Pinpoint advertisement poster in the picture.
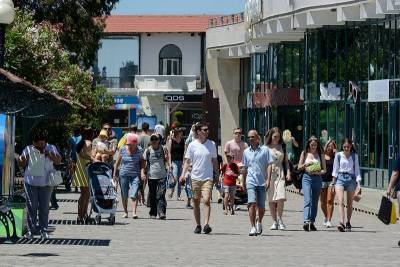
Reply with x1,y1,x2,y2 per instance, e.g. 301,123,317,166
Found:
0,114,5,194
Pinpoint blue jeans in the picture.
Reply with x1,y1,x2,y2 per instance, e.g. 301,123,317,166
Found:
24,184,53,233
335,173,357,192
185,174,193,199
302,174,322,223
170,161,182,197
119,175,140,200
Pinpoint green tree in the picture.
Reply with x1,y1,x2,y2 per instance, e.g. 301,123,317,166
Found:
5,10,113,129
14,0,119,67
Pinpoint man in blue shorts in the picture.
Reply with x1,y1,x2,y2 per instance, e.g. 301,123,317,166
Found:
242,130,272,236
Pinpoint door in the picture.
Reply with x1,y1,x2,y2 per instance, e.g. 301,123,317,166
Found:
162,59,180,75
389,101,400,174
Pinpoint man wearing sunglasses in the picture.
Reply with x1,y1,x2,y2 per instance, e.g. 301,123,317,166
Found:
242,130,273,236
180,122,219,234
224,128,248,164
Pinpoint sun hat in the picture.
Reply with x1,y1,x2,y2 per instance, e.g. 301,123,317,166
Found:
126,133,138,145
99,129,108,138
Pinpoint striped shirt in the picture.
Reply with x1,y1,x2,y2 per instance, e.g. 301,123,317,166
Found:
119,146,142,177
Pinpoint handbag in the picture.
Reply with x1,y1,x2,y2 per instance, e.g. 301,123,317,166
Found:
353,187,362,202
378,196,393,225
391,201,397,224
48,169,63,186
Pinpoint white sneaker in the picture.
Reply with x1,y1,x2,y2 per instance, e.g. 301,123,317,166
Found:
249,227,257,236
278,219,286,230
322,217,328,226
326,221,333,228
270,221,278,230
256,222,263,235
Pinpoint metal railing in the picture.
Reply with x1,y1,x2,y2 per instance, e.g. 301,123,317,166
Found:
98,76,135,89
208,12,245,28
135,75,202,92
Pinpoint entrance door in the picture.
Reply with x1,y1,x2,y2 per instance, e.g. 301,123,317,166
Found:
389,101,400,174
162,59,180,75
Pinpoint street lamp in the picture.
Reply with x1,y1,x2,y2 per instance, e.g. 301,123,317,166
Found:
0,0,15,66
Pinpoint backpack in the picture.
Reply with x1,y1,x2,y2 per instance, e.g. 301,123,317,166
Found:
282,143,295,187
145,145,167,172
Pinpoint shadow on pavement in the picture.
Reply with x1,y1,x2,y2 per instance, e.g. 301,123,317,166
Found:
20,253,59,257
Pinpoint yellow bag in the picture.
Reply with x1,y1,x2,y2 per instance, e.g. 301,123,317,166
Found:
117,133,127,149
390,202,397,224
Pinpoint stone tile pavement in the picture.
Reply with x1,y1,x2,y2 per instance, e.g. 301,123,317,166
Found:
1,189,400,267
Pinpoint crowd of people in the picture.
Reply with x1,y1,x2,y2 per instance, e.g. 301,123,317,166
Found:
20,119,391,239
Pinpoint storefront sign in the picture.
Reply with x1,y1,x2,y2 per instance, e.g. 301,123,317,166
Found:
111,96,141,110
251,87,303,108
163,94,202,103
368,79,389,102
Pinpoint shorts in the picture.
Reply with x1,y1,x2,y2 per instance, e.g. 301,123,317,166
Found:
224,185,236,194
335,173,357,192
120,175,140,200
247,184,266,209
191,179,213,200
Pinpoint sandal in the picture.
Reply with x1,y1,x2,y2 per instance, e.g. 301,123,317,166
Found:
337,223,345,232
122,213,128,218
132,214,138,219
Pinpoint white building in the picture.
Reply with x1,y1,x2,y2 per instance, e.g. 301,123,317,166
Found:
98,16,209,135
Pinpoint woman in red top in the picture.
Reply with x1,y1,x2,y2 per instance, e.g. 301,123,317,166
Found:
220,153,239,215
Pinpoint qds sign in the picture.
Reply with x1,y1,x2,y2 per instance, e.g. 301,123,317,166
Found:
164,95,185,102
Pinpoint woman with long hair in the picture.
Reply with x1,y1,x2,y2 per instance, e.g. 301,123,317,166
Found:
282,129,299,162
332,138,361,232
265,127,291,230
298,136,326,231
72,127,94,224
320,139,336,228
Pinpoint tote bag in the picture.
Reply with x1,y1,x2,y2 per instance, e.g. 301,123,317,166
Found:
26,146,46,177
378,196,393,225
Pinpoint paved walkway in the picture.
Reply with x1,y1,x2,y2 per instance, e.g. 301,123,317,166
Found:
1,189,399,266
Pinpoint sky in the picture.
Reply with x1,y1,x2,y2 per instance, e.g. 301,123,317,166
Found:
112,0,246,15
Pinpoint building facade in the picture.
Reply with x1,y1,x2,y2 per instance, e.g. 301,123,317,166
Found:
207,0,400,189
97,16,215,138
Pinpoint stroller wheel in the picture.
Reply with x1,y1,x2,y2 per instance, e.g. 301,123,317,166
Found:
95,215,102,225
109,215,115,225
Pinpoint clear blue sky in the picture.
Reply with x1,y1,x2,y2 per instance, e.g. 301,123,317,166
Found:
112,0,246,15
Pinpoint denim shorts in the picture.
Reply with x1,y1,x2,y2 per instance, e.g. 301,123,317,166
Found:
247,184,266,209
224,185,236,194
119,175,140,200
335,173,357,192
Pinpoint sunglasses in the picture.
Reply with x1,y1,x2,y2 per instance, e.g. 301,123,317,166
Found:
247,136,256,139
234,132,242,135
103,127,111,130
201,128,209,132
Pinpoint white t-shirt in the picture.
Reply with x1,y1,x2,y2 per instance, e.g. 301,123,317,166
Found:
154,124,165,138
185,139,217,181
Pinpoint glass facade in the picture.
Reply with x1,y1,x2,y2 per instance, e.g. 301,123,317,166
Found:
239,15,400,188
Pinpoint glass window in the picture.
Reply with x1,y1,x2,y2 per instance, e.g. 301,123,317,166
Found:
159,44,182,75
97,36,139,88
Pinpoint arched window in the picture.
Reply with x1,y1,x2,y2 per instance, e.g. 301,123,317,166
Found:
159,44,182,75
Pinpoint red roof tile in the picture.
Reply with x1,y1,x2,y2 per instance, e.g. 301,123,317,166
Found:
104,15,211,33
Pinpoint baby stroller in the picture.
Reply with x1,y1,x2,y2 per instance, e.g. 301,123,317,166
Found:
87,162,118,225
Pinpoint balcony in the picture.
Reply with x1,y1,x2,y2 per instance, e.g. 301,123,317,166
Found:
98,76,137,95
135,75,204,96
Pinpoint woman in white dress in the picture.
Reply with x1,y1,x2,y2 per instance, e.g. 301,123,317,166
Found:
265,127,291,230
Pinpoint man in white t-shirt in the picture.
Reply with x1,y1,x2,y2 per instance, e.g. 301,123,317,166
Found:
180,122,219,234
154,121,165,143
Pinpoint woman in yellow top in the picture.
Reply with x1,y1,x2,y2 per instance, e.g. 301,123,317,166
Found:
72,128,94,224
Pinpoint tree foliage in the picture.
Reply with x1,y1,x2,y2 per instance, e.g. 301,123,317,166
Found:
13,0,119,67
5,10,113,129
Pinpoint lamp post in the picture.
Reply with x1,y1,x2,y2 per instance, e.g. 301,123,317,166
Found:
0,0,15,67
0,0,15,198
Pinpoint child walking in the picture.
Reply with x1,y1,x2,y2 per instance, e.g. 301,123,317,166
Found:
220,153,239,215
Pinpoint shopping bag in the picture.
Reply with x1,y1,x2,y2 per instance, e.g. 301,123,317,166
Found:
378,196,392,225
390,202,397,224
